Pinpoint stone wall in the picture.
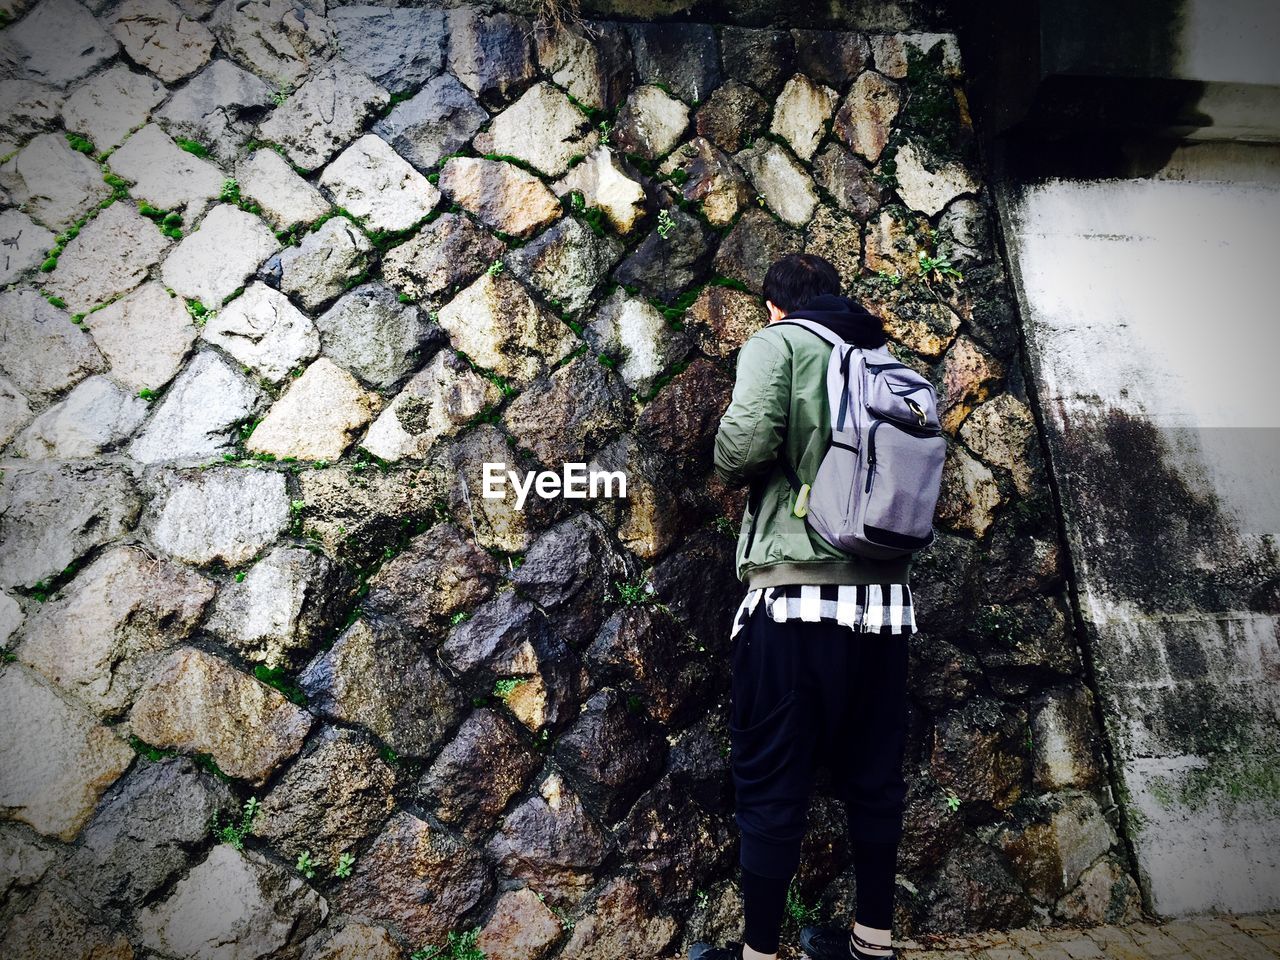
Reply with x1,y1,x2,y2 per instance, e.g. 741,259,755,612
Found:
0,1,1140,957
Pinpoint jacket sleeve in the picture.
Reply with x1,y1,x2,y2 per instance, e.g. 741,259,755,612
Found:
712,333,791,487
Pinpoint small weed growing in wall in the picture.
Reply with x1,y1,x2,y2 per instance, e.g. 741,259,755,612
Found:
611,579,655,606
975,603,1019,647
411,926,485,960
212,797,261,850
492,677,526,700
449,611,471,626
334,852,356,878
944,788,962,813
918,250,963,283
295,850,317,879
534,890,576,932
656,208,676,239
784,882,821,931
288,498,307,536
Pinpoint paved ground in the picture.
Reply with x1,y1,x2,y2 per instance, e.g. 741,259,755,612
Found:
889,912,1280,959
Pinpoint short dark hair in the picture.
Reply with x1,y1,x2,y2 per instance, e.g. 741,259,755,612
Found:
762,254,841,313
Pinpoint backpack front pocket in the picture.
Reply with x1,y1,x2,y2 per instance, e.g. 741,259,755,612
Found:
859,421,946,548
864,367,940,430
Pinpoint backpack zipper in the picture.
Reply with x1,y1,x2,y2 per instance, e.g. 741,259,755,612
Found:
865,421,882,492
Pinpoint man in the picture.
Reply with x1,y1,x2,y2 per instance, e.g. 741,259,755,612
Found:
691,254,917,960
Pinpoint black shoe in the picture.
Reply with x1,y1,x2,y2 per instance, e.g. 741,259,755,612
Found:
689,941,745,960
799,925,896,960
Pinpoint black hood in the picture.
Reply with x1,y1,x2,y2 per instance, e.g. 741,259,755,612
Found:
783,294,888,348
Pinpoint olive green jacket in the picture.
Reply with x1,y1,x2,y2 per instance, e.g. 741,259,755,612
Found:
712,322,913,588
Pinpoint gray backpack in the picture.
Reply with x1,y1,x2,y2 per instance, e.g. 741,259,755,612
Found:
774,319,946,560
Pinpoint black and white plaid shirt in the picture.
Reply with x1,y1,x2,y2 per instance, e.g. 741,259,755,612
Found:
730,583,918,639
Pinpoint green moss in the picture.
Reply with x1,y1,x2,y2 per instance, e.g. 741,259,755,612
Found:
580,203,608,236
65,132,95,155
253,664,307,706
341,267,373,291
649,285,700,328
563,88,608,126
129,735,179,763
378,89,415,118
102,171,129,197
454,350,517,398
131,736,231,782
365,218,427,253
900,41,966,162
174,137,212,159
138,201,184,239
479,151,543,177
19,558,85,603
622,151,657,178
635,359,690,403
873,142,900,190
709,274,751,294
241,139,290,163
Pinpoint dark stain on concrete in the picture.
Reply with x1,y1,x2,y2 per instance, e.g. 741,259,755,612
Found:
1055,404,1279,615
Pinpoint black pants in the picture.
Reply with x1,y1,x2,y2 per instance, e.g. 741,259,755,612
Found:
729,601,910,881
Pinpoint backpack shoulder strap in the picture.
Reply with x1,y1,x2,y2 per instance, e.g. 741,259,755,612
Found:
770,317,846,348
764,319,845,504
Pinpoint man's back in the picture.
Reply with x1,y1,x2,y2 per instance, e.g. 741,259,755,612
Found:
712,294,913,589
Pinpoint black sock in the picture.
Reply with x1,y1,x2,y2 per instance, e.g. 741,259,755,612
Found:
740,864,790,954
852,838,899,930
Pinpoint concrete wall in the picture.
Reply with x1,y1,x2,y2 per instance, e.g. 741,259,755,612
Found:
996,150,1280,916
